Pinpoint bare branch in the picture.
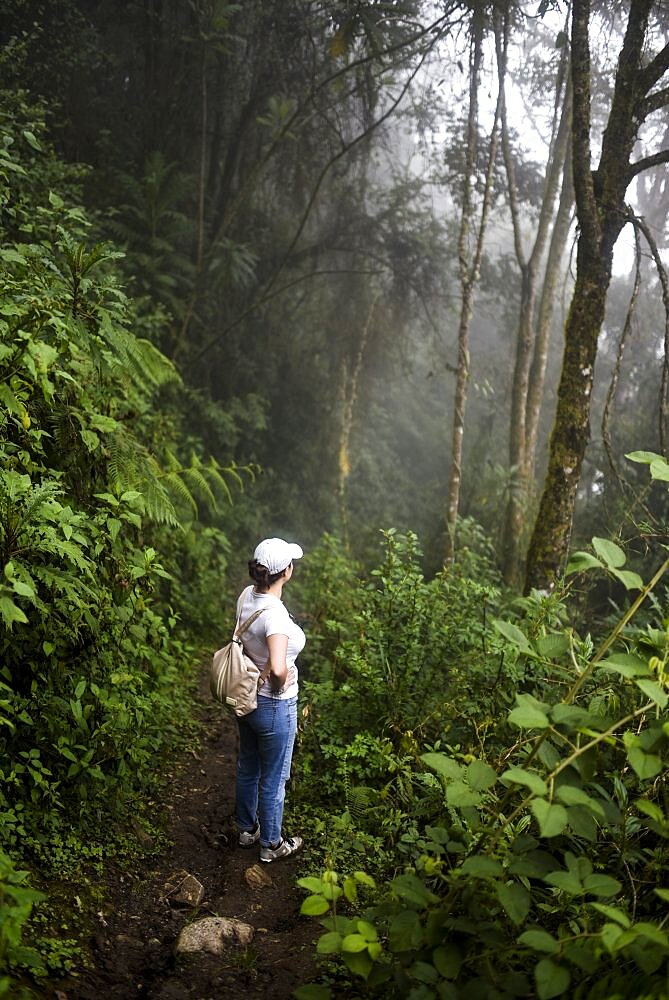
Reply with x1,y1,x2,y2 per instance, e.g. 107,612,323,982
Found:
638,84,669,117
638,39,669,94
627,147,669,180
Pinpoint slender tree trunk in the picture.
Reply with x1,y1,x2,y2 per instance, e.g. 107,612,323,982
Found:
524,158,575,483
337,296,376,550
445,4,500,563
498,37,572,586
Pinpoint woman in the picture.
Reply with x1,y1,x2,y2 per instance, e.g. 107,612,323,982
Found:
234,536,305,862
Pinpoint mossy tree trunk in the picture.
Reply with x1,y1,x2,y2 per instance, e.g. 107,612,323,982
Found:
525,0,669,592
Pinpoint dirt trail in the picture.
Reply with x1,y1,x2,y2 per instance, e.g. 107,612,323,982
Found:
56,668,317,1000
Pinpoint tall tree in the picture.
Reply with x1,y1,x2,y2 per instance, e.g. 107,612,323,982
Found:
445,2,501,562
496,16,573,586
525,0,669,591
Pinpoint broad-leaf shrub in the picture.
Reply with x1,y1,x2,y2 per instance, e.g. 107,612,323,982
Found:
294,529,668,998
0,90,257,988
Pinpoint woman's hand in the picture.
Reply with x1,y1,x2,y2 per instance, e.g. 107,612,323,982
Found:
266,633,289,692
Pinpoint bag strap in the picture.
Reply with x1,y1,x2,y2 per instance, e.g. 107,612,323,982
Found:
234,608,272,689
234,607,265,639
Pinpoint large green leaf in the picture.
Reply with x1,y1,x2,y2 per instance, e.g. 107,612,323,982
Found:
650,457,669,482
466,759,497,790
625,450,660,464
509,693,550,730
316,931,343,954
497,881,530,925
535,958,571,1000
446,780,481,808
420,753,463,780
493,619,534,654
518,929,560,953
565,551,603,574
432,944,461,979
583,874,621,897
460,856,503,879
592,537,626,568
391,874,439,908
530,799,568,838
635,678,668,708
389,910,424,952
500,766,548,797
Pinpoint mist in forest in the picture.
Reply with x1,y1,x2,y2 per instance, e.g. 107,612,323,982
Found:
2,0,668,580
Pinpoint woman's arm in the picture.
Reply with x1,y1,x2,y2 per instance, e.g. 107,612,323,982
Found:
266,633,289,692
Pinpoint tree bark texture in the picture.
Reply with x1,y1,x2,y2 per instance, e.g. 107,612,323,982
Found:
499,40,572,586
525,0,669,591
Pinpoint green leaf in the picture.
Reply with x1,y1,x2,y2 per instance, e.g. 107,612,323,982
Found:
551,704,591,727
565,551,603,574
316,932,343,955
391,874,438,908
650,457,669,482
300,895,329,916
544,870,583,894
535,958,570,1000
590,903,630,927
459,856,503,879
341,933,368,953
654,888,669,903
599,654,650,678
583,874,621,897
432,944,461,979
297,876,325,893
356,921,377,942
530,799,568,838
420,753,463,780
341,950,373,979
23,129,42,150
518,930,560,954
509,693,551,730
534,633,570,658
389,910,424,952
446,780,481,808
500,767,548,796
497,881,530,925
611,568,643,590
626,746,663,780
493,619,534,654
48,190,64,208
592,537,626,568
625,450,660,464
635,678,668,708
466,759,497,790
0,597,28,628
353,871,376,887
554,786,605,819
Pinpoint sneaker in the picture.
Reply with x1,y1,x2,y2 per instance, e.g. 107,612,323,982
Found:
259,836,303,863
238,823,260,848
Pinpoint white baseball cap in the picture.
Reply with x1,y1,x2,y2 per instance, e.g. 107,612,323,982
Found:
253,537,303,574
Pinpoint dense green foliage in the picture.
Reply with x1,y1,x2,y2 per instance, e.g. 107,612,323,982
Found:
1,1,668,996
290,525,668,999
0,91,258,990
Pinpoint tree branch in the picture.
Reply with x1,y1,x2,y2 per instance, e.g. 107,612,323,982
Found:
638,38,669,93
627,146,669,180
637,84,669,117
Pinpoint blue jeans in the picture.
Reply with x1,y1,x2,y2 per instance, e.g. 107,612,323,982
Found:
235,695,297,848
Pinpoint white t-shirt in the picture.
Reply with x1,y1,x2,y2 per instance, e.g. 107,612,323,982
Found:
235,585,305,700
